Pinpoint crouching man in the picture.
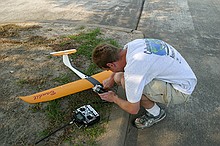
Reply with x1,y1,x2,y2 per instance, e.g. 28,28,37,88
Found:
92,39,197,129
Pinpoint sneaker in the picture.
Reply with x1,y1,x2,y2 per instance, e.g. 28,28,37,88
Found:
134,109,166,129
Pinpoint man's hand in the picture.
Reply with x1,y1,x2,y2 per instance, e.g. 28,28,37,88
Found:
98,91,118,103
99,90,140,114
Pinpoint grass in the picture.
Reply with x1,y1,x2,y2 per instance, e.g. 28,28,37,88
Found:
53,73,72,84
1,24,118,145
67,28,118,59
45,100,65,125
18,27,118,145
64,28,119,75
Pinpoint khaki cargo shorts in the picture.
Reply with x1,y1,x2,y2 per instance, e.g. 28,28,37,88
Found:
143,80,190,106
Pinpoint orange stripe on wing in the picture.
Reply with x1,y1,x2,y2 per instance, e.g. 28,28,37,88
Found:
19,71,112,103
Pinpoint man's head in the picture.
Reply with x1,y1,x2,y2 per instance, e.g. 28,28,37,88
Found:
92,44,127,72
92,43,120,68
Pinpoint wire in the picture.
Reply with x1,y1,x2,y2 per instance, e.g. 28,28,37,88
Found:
35,120,74,145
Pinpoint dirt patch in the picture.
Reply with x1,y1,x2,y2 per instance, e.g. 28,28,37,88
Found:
0,23,69,145
0,22,143,145
0,24,42,38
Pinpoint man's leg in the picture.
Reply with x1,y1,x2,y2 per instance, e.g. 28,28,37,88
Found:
114,72,161,114
114,73,166,129
113,72,125,88
135,95,166,129
140,95,155,109
135,80,170,129
114,73,158,111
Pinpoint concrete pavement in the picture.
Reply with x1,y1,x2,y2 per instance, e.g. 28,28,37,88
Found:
1,0,220,145
0,0,144,29
132,1,220,146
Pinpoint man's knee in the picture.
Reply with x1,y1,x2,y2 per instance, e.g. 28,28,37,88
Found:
114,72,124,88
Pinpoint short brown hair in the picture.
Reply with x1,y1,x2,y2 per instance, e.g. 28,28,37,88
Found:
92,43,120,68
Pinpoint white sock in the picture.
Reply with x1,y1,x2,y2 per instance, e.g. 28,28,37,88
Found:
146,103,160,116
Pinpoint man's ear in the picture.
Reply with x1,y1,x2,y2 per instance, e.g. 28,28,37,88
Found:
106,62,114,68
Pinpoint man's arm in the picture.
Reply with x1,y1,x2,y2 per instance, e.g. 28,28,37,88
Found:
99,91,140,114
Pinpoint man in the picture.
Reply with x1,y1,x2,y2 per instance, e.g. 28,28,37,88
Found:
92,38,197,129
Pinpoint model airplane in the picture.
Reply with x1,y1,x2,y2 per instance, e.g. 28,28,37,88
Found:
19,49,112,104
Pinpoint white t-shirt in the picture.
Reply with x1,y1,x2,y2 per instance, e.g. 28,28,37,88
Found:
124,39,197,103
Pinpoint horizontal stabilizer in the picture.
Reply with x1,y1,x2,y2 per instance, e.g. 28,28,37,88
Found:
50,49,77,56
